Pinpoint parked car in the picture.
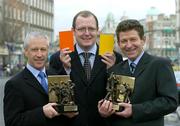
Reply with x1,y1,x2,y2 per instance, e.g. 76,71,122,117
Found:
174,71,180,104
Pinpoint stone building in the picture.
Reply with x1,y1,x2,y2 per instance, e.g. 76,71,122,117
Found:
0,0,54,70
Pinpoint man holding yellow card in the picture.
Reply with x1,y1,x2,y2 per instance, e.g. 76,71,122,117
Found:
49,10,122,126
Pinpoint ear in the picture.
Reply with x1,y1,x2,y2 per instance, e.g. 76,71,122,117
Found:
71,27,75,32
97,29,101,36
142,36,146,45
24,49,28,57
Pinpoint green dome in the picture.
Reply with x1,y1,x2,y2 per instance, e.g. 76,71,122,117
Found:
147,7,160,16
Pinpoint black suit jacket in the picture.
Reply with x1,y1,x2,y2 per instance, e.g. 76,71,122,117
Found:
49,48,123,126
3,67,70,126
108,52,178,126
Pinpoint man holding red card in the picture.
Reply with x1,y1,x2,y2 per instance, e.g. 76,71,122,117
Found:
49,10,122,126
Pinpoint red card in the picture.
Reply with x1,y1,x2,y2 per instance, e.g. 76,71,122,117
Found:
59,31,74,51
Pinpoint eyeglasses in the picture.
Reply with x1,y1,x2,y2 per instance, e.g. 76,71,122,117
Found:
75,27,97,33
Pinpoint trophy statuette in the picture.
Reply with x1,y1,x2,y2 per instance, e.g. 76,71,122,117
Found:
48,75,78,113
105,73,135,111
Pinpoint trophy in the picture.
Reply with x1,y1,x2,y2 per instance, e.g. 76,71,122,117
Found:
105,73,135,111
48,75,78,113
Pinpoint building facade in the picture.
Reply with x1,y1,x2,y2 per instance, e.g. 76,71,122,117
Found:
145,13,177,60
176,0,180,44
0,0,54,72
101,9,177,60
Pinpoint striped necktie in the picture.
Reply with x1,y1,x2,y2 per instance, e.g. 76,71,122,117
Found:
82,52,91,81
130,62,136,74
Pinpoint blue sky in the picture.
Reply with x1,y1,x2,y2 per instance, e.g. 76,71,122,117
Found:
54,0,176,36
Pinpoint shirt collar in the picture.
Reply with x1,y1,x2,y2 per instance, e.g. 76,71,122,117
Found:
76,43,97,55
26,63,46,78
128,51,144,66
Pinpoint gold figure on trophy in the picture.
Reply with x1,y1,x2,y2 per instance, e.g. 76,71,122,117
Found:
48,75,78,113
105,73,135,111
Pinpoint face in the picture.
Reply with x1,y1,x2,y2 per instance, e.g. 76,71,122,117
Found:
24,37,49,70
118,30,145,61
73,15,98,50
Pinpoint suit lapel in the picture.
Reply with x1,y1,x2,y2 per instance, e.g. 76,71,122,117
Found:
70,46,105,85
89,54,105,84
22,67,47,95
134,52,151,77
70,51,87,83
121,60,132,76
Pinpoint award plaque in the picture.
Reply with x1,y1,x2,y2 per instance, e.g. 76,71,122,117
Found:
48,75,78,113
105,73,135,111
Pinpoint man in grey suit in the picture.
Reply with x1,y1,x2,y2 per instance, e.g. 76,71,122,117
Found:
98,19,178,126
3,32,70,126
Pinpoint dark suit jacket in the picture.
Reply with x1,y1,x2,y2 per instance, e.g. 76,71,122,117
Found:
108,52,178,126
49,48,123,126
3,67,70,126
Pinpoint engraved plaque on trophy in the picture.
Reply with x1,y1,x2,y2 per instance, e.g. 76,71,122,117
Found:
105,73,135,112
48,75,78,113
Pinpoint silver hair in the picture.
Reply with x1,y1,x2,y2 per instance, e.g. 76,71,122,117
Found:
23,32,49,49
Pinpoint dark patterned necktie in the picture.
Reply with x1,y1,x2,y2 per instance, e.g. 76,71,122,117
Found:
82,52,91,81
38,71,48,93
130,62,136,74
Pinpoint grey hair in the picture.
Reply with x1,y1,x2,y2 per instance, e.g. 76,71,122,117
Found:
23,32,49,49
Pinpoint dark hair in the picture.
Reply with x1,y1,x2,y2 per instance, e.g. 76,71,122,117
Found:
115,19,144,41
72,10,99,29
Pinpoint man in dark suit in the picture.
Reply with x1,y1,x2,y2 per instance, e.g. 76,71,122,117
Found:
3,32,70,126
98,19,178,126
49,10,122,126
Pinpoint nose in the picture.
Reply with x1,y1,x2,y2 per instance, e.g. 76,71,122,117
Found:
36,50,43,56
84,28,90,34
125,41,132,48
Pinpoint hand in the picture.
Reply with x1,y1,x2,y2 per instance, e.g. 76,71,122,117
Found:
43,103,60,119
115,103,132,118
101,52,116,69
60,48,72,69
63,112,79,118
98,99,115,118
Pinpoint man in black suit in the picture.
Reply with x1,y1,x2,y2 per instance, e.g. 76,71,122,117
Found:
49,10,123,126
3,32,70,126
98,19,178,126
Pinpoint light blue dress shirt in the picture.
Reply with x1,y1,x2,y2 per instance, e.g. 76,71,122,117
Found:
26,63,48,86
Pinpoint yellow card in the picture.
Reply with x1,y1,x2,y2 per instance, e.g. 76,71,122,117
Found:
99,33,114,55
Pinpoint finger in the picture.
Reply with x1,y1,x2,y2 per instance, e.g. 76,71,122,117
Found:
103,100,111,110
63,56,71,65
104,52,114,57
101,54,115,63
60,48,72,56
61,54,71,63
101,59,111,66
118,102,128,107
101,55,109,61
108,102,114,112
49,102,58,106
98,99,104,108
51,107,59,116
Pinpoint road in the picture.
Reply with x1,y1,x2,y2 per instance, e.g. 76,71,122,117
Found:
0,77,179,126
